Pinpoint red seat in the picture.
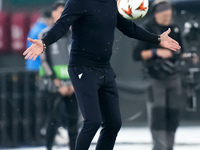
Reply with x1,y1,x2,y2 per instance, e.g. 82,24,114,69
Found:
10,12,29,53
29,11,39,28
0,12,10,52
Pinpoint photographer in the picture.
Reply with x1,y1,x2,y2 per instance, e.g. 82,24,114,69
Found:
133,0,184,150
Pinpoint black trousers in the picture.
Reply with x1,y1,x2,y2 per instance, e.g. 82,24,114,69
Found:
68,66,122,150
46,93,79,150
146,75,183,150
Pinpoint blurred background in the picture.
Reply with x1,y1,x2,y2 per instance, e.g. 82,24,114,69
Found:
0,0,200,149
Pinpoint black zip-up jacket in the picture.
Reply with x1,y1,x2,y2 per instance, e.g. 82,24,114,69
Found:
40,27,72,80
42,0,160,67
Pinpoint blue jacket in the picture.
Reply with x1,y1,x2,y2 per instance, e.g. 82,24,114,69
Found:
26,20,48,71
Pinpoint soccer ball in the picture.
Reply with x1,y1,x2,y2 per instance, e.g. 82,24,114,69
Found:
117,0,149,20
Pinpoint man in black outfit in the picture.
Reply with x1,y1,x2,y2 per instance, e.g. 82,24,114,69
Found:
23,0,181,149
38,2,79,150
133,0,184,150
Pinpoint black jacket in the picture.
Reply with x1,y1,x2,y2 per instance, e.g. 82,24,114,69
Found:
42,0,160,67
133,18,184,79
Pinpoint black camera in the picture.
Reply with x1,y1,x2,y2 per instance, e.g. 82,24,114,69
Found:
181,18,200,111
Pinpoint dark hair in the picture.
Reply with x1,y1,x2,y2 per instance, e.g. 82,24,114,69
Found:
151,0,172,14
39,8,52,18
53,1,66,11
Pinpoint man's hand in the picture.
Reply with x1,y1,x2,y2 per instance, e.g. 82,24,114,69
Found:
54,78,74,96
58,85,74,96
157,48,173,59
68,85,75,96
23,38,43,61
58,86,69,96
160,28,181,51
54,78,61,87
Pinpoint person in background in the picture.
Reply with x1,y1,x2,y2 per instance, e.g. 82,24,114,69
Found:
133,0,184,150
23,0,181,148
38,1,79,150
26,8,53,71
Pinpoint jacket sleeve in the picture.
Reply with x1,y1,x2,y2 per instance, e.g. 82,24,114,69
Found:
42,0,85,46
39,29,57,79
116,13,160,45
133,40,147,61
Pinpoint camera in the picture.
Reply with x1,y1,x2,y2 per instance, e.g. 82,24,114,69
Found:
181,18,200,111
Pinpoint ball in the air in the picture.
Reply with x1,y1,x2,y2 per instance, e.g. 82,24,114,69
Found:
117,0,149,20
